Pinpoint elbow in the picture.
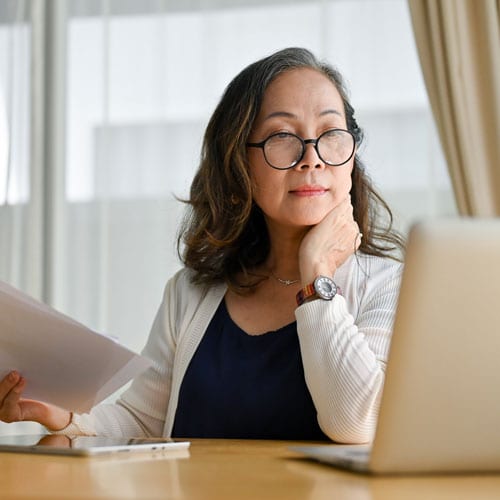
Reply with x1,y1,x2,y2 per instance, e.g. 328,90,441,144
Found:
321,422,375,444
323,428,373,444
317,410,377,444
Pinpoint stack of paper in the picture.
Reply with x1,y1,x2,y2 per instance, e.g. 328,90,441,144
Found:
0,280,151,413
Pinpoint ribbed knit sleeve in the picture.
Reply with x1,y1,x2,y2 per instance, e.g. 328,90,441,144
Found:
295,255,402,443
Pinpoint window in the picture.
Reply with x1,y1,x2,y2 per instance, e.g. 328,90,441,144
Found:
0,1,39,300
1,0,456,387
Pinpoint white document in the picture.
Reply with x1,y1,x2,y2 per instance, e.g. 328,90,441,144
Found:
0,280,152,413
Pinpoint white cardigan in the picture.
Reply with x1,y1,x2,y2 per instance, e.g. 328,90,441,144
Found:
68,253,402,443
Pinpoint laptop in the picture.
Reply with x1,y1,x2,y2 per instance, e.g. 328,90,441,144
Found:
292,218,500,474
0,434,190,457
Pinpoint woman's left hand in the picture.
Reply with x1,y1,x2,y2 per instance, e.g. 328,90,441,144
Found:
298,197,361,284
0,371,72,431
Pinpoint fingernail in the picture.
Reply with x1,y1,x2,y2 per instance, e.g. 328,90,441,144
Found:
8,371,19,382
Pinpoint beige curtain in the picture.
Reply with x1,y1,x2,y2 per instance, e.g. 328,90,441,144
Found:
408,0,500,216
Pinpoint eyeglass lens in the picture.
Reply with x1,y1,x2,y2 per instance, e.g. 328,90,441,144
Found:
264,130,354,169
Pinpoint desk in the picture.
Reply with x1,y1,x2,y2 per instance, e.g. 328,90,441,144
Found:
1,439,500,499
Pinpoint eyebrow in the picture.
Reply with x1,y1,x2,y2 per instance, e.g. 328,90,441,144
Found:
320,109,343,117
263,109,343,121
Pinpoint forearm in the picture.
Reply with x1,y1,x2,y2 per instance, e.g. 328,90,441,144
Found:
52,400,165,437
296,296,387,443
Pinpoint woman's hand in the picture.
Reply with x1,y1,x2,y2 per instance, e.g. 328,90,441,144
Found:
299,197,361,284
0,371,72,431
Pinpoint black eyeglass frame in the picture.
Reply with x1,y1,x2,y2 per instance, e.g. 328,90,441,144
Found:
246,128,356,170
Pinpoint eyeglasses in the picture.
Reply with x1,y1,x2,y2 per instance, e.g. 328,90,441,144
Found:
246,128,356,170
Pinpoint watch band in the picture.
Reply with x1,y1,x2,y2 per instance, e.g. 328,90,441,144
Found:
296,275,340,306
295,282,316,306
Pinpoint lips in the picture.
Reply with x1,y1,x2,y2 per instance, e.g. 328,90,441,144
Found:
289,185,328,197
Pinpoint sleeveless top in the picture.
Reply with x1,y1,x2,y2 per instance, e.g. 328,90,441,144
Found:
172,299,328,440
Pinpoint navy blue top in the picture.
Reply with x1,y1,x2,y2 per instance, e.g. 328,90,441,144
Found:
172,300,328,440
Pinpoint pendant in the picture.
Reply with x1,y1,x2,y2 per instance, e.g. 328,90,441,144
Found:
274,276,299,286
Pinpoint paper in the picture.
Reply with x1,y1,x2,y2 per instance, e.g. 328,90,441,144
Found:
0,280,152,413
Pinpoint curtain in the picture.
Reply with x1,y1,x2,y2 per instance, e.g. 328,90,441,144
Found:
408,0,500,216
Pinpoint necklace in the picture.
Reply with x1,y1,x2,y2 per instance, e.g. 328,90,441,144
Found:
272,272,300,286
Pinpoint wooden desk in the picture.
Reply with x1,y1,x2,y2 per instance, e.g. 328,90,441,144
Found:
1,439,500,499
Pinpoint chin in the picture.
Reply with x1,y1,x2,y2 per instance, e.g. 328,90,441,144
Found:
296,208,332,226
266,206,332,230
290,215,325,228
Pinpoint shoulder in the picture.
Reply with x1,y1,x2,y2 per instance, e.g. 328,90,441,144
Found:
355,252,403,278
162,268,227,332
337,253,403,304
163,268,210,310
340,252,402,282
165,267,201,296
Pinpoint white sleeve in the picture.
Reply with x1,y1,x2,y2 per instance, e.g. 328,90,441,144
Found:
295,258,402,444
52,402,163,437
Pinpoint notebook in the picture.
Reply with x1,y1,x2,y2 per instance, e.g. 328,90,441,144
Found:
292,218,500,474
0,434,190,457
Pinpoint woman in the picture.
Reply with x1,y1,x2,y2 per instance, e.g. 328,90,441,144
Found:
0,47,403,443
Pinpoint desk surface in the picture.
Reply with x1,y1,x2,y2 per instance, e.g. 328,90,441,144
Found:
1,438,500,499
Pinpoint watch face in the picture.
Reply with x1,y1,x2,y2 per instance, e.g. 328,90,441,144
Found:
314,276,337,300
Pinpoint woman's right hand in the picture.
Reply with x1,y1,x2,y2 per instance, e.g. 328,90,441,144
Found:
0,371,72,431
298,197,361,284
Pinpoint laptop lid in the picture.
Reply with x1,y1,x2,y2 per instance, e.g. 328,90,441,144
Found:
292,218,500,474
370,218,500,473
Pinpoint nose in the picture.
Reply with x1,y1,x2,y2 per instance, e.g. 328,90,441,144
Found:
295,140,325,170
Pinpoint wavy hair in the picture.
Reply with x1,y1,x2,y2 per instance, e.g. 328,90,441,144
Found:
178,47,404,290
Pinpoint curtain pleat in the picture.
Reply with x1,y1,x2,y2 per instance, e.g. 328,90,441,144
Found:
408,0,500,215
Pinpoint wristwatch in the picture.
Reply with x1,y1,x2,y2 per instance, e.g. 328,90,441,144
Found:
296,275,339,306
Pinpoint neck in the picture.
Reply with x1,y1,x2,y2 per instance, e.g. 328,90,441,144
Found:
264,222,307,281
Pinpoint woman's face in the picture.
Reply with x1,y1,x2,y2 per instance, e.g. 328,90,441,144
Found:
248,67,355,232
